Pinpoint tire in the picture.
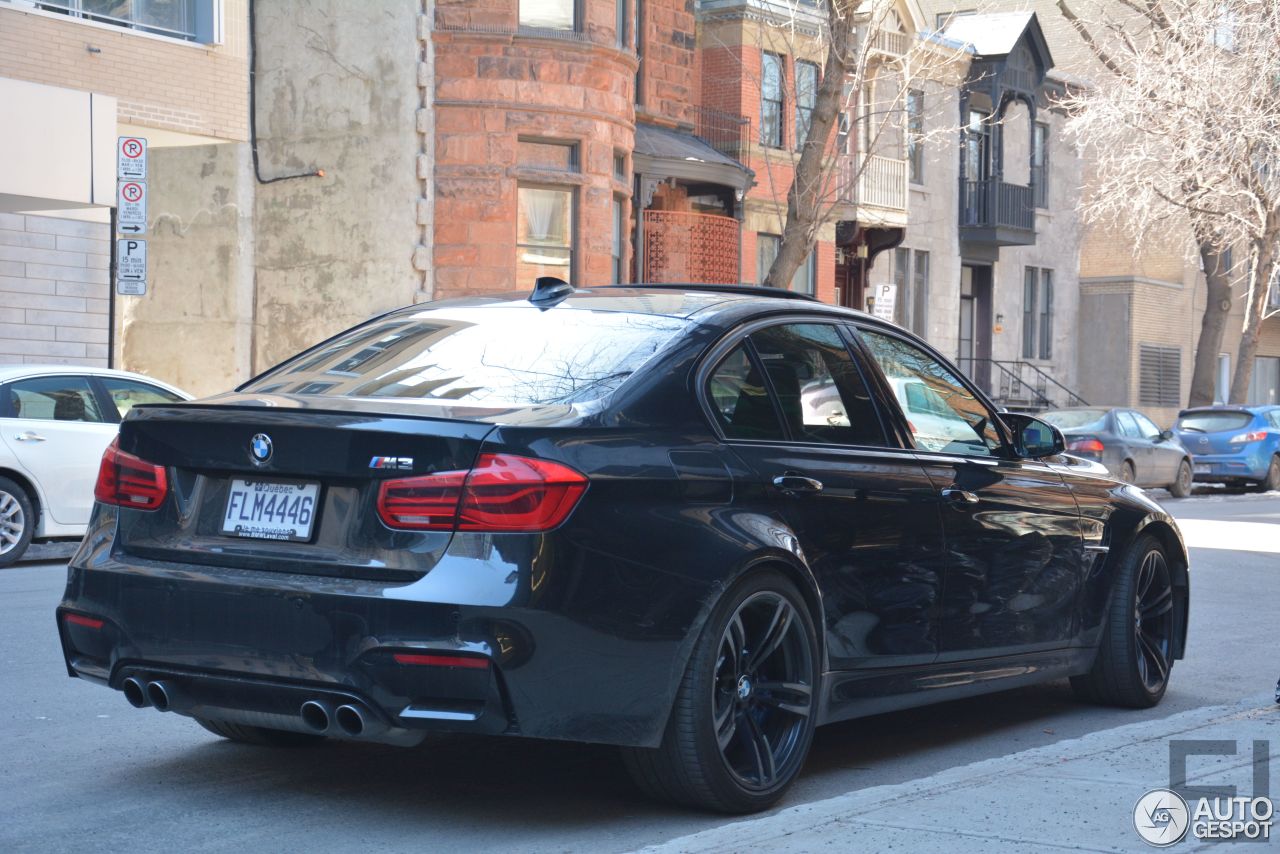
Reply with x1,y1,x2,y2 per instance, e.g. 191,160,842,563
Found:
0,477,35,568
1253,456,1280,493
1071,534,1176,708
196,717,326,747
622,571,819,813
1118,461,1136,485
1167,460,1193,498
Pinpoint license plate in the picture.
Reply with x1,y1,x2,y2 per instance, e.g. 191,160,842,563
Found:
1194,464,1212,475
221,480,319,542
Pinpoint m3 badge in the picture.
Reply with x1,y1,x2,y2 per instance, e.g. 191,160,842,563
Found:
369,456,413,471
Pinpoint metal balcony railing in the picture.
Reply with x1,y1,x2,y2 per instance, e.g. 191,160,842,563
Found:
838,154,909,211
960,179,1035,231
871,29,910,56
693,107,752,162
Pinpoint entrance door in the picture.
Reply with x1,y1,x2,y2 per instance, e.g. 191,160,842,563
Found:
959,267,976,380
959,265,993,393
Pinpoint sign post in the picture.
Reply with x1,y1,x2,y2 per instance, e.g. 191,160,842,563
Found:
114,136,147,296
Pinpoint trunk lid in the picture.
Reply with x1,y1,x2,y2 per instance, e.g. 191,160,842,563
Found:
1176,409,1255,456
113,401,498,579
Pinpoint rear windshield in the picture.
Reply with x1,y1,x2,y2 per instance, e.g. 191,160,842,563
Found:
1177,411,1253,433
1040,409,1109,430
246,307,690,406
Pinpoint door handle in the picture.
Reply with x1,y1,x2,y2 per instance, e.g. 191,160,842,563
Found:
14,431,46,442
942,487,979,505
772,474,824,495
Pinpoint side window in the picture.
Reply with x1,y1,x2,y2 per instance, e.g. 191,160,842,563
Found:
99,378,184,419
858,329,1001,456
6,376,105,424
1132,412,1162,440
748,323,887,446
1269,411,1280,429
707,344,786,441
1116,411,1142,438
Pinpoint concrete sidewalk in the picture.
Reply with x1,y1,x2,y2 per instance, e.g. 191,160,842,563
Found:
638,695,1280,853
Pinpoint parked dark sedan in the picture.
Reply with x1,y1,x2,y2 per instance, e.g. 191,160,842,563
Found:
57,283,1189,813
1040,407,1194,496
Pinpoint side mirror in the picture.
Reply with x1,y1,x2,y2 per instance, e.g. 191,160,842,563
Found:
1002,413,1065,459
1158,429,1175,442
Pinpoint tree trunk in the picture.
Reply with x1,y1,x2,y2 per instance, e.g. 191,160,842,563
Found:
762,12,853,291
1187,241,1233,407
1229,228,1278,403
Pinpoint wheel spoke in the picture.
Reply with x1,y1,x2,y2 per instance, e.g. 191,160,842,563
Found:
1140,586,1174,619
742,712,776,786
1137,556,1156,599
745,599,793,673
754,680,812,717
724,613,747,677
1137,631,1169,686
714,704,738,750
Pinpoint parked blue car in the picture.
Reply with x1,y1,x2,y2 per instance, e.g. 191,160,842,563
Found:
1175,405,1280,491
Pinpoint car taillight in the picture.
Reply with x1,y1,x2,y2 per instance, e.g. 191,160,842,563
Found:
376,453,588,533
1228,430,1267,443
94,438,168,510
1068,438,1105,453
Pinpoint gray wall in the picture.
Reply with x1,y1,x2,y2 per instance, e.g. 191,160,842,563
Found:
1077,291,1131,406
0,213,109,366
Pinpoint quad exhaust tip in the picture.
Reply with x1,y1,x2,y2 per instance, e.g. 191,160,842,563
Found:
334,704,366,737
300,700,332,733
122,676,149,709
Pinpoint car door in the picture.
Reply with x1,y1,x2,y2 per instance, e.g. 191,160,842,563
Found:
1131,410,1180,484
1115,410,1156,485
703,320,947,671
0,375,116,526
855,327,1084,658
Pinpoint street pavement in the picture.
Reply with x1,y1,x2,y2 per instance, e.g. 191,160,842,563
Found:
2,490,1277,853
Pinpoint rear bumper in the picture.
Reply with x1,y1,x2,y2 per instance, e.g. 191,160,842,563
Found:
57,509,711,749
1188,450,1271,481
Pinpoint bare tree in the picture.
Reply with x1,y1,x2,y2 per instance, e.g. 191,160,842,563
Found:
737,1,967,291
1058,0,1280,404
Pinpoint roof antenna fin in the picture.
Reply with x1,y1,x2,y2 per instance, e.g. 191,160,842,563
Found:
530,276,574,304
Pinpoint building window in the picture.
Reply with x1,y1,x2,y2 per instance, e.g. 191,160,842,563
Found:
520,0,577,30
613,152,627,182
906,90,925,184
792,252,816,295
1217,354,1231,404
837,82,854,154
761,53,785,148
912,250,930,337
517,185,575,291
893,248,909,327
1022,268,1037,359
1038,268,1053,359
519,138,578,172
757,233,780,283
1139,344,1182,407
1032,122,1050,208
37,0,216,43
795,61,819,150
612,197,626,283
1250,356,1280,405
634,0,644,103
616,0,628,48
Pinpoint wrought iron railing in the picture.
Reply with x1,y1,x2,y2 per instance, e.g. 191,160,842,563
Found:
960,179,1035,231
838,154,909,211
643,211,740,285
969,358,1087,409
693,107,752,162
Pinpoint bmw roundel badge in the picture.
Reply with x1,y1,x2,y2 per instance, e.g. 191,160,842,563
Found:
250,433,273,465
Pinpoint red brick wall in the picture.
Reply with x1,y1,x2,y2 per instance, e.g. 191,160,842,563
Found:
638,0,696,127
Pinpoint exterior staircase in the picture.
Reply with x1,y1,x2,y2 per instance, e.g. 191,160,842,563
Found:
973,359,1087,413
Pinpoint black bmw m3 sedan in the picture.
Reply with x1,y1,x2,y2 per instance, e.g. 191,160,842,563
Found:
57,282,1188,813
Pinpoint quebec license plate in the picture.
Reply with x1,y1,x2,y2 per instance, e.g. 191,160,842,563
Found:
221,480,319,542
1194,464,1212,475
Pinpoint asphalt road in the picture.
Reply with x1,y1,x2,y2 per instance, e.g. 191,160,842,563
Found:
2,490,1277,854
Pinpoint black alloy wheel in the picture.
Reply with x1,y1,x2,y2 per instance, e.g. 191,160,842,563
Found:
1071,535,1176,708
623,571,818,813
1168,460,1193,498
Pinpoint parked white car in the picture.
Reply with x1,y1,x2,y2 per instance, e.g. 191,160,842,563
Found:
0,365,191,565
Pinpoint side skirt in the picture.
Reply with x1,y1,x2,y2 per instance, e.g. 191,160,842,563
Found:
817,647,1097,727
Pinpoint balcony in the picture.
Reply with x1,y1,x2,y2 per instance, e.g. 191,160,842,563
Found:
642,210,740,284
837,154,909,227
694,107,752,164
870,28,910,57
959,179,1036,248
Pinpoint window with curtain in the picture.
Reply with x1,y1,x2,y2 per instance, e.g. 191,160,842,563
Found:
792,252,816,295
795,61,819,150
520,0,576,30
517,186,574,291
761,54,784,148
1022,267,1037,359
611,197,625,283
1038,269,1053,359
757,234,780,283
906,90,924,184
